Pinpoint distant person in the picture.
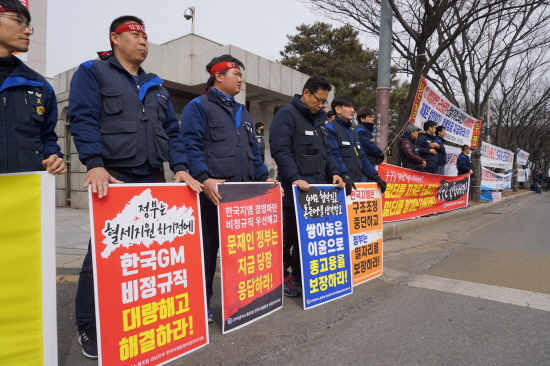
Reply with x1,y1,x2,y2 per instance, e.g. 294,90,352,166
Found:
434,126,447,175
530,180,542,194
326,96,386,191
355,108,385,171
326,110,335,123
457,145,474,176
416,120,439,173
398,123,426,171
255,121,265,162
0,0,66,175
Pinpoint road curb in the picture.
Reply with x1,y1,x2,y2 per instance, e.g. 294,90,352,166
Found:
383,191,533,240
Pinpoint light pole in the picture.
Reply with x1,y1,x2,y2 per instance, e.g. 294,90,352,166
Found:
184,7,195,34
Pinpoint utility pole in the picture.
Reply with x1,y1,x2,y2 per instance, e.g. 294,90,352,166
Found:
376,0,392,155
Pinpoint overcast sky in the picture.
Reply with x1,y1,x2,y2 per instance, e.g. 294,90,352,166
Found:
45,0,370,78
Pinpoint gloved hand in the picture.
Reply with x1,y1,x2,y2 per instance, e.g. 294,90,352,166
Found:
343,175,356,196
373,175,387,193
375,155,385,165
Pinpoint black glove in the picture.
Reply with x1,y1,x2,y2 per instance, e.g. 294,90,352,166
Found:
373,175,387,193
343,175,356,196
375,155,385,165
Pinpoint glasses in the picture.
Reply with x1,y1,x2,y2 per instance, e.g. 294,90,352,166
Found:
0,13,34,34
310,91,328,106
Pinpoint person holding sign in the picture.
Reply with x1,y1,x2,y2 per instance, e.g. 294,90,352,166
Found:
180,54,273,323
269,75,345,296
0,0,65,175
69,16,201,359
326,96,387,193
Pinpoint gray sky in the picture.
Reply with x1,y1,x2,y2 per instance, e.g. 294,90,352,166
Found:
45,0,357,78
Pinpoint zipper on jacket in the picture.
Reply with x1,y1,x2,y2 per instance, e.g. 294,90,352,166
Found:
24,94,28,105
2,97,6,106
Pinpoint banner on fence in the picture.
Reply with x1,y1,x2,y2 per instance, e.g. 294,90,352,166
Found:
443,145,465,176
481,167,512,190
409,76,482,148
346,183,383,286
90,184,208,366
0,172,57,365
217,183,283,334
294,185,352,310
517,150,530,166
378,164,470,222
480,142,514,170
517,169,528,183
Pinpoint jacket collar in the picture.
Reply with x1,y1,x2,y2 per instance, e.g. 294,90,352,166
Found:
8,56,39,80
335,116,353,129
359,121,375,132
107,56,156,85
291,94,327,127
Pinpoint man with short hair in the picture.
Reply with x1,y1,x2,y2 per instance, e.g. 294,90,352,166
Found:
457,145,474,176
355,108,385,171
398,123,426,171
270,75,345,296
255,121,265,162
0,0,65,175
69,15,201,359
326,110,335,123
416,120,440,173
180,54,272,322
326,96,386,193
434,126,447,175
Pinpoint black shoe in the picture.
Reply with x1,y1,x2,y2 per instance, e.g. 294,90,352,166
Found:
78,327,98,359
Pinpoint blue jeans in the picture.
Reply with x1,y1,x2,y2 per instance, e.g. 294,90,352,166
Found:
75,168,165,331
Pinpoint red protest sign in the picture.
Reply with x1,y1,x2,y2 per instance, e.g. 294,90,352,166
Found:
90,184,208,365
217,183,283,334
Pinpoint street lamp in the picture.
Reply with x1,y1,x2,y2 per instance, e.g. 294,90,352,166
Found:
184,7,195,34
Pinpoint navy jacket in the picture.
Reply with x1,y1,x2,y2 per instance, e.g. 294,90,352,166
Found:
434,135,447,167
356,122,384,166
180,89,268,183
0,57,62,173
326,117,378,182
270,94,340,207
457,153,473,175
69,57,188,172
416,132,438,172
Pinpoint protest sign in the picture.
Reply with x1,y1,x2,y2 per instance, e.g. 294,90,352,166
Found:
0,172,57,365
480,142,514,170
409,76,482,148
517,150,530,166
378,164,469,222
517,169,528,183
346,183,383,286
294,185,353,310
90,184,207,365
443,145,464,176
481,167,512,190
217,183,283,334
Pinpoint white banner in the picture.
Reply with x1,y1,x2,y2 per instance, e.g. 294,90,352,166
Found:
517,150,529,166
409,77,482,148
517,169,528,183
481,167,512,190
443,145,463,176
480,142,514,170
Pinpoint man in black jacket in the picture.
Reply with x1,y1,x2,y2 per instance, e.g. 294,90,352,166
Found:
416,120,440,173
398,124,426,171
434,126,447,175
457,145,474,176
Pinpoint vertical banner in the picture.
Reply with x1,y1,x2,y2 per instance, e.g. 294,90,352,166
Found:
90,184,208,366
378,164,470,222
443,145,464,177
409,76,482,148
294,185,352,310
0,172,57,366
517,150,530,166
217,183,283,334
346,183,383,286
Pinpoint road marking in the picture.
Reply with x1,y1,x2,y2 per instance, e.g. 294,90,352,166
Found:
408,274,550,312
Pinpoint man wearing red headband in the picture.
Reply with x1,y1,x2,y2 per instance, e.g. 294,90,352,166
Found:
0,0,65,174
180,54,273,323
69,15,201,359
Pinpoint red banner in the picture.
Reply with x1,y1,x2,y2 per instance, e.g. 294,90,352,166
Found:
378,164,470,222
90,184,208,365
218,183,283,333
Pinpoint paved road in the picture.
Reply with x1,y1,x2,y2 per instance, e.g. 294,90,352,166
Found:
56,192,550,365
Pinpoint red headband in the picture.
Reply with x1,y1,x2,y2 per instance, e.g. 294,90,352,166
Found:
99,23,147,60
209,61,240,75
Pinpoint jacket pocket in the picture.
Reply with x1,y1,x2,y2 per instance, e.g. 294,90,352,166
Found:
101,87,123,115
156,94,168,121
15,126,44,171
207,146,235,178
153,123,169,162
100,121,138,159
208,119,227,141
296,131,320,176
29,95,45,122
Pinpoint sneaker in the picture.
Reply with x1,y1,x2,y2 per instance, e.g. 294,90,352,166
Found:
284,275,301,297
208,308,214,323
289,273,302,287
78,327,98,359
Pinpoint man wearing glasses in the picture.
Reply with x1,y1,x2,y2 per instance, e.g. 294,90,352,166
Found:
269,75,344,296
0,0,65,174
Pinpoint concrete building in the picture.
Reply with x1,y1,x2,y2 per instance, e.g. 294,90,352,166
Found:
53,34,333,208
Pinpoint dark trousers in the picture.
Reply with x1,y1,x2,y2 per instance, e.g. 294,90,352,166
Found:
75,168,165,331
199,193,219,309
282,206,301,277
